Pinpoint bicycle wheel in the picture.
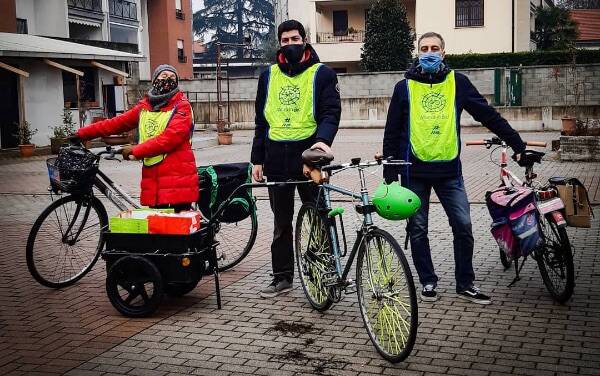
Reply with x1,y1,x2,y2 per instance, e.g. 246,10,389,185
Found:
26,195,107,288
356,228,418,363
536,216,574,303
215,207,258,272
106,255,163,317
294,204,334,312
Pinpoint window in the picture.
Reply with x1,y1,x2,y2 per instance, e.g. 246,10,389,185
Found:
333,10,348,36
177,39,186,63
175,0,185,19
62,68,97,108
455,0,484,27
16,18,28,34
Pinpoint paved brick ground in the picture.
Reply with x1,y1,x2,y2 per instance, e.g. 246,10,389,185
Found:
1,129,599,375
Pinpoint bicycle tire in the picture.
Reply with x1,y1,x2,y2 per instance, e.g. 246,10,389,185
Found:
356,228,418,363
294,203,334,312
499,248,512,269
215,206,258,272
26,195,107,288
536,217,574,303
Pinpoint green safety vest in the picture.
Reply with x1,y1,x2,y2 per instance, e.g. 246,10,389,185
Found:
264,63,321,141
408,70,458,162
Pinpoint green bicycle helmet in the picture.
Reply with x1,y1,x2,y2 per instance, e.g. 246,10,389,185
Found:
372,181,421,221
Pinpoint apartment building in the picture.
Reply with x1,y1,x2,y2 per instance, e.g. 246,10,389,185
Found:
287,0,552,72
0,0,194,149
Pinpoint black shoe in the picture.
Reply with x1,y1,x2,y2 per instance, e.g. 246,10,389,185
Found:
457,286,491,305
421,284,439,302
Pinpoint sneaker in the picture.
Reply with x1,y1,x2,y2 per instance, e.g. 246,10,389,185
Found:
259,278,293,298
457,286,491,305
421,284,439,302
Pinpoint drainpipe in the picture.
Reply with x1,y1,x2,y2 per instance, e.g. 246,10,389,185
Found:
511,0,515,52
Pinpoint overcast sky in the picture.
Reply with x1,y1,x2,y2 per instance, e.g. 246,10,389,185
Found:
192,0,203,12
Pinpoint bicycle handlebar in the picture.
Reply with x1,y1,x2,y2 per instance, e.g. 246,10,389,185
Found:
466,138,547,148
322,156,410,173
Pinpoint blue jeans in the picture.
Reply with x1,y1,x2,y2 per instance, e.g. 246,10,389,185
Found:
405,176,475,292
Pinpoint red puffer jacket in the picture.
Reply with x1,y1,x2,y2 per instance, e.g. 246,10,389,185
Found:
77,91,198,207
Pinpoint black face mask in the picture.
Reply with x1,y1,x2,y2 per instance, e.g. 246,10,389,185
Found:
152,77,177,95
280,44,305,64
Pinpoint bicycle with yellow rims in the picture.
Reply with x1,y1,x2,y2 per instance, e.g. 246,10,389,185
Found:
294,151,418,363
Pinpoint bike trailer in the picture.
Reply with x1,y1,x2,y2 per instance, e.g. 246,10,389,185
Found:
550,177,594,228
197,162,253,223
101,225,222,317
486,186,542,259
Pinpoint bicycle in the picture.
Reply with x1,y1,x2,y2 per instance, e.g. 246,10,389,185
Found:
294,152,418,363
466,137,575,302
26,142,257,290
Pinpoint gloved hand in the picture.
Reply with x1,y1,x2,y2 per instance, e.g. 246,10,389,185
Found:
121,145,135,161
512,152,530,167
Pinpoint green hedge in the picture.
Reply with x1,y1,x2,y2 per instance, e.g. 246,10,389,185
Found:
445,49,600,69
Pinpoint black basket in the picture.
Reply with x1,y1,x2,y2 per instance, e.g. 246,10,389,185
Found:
47,147,99,193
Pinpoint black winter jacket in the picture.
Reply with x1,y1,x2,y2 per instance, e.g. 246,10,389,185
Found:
250,44,341,178
383,60,526,184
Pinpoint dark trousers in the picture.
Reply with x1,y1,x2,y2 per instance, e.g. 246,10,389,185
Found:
406,176,475,292
267,176,319,282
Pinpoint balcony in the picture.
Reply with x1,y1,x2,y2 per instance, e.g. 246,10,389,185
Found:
68,0,104,21
109,0,138,21
317,31,365,43
178,55,188,63
68,0,102,12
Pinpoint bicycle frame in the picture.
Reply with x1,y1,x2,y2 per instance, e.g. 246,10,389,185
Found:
319,168,374,281
92,169,140,212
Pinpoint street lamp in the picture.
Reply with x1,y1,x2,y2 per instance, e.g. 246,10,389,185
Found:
215,36,252,136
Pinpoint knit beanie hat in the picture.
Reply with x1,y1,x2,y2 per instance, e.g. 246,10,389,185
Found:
152,64,179,83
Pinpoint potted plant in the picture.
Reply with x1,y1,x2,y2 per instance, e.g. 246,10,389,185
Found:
50,108,77,154
14,121,38,157
216,120,232,145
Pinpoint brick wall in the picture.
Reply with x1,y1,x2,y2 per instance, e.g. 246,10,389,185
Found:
560,136,600,161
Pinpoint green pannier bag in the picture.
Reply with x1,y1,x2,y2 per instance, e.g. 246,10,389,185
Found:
197,162,253,223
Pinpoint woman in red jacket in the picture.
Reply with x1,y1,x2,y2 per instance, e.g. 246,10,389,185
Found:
76,65,198,211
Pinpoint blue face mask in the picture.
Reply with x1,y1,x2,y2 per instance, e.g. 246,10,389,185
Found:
419,52,443,73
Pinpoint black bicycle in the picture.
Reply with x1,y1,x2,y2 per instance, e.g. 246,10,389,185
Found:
26,143,257,289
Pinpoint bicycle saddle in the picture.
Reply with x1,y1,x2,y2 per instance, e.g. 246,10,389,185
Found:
302,148,334,168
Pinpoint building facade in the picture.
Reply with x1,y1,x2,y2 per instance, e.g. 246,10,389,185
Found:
147,0,194,79
287,0,552,72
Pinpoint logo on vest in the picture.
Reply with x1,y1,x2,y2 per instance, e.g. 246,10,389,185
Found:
146,118,159,136
279,84,301,106
421,92,446,113
431,124,441,135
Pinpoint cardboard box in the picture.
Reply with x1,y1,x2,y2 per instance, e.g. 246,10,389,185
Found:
556,184,592,228
109,209,175,234
148,211,202,235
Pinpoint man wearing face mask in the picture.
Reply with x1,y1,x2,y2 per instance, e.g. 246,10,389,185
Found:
75,64,198,211
383,32,527,305
251,20,341,298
